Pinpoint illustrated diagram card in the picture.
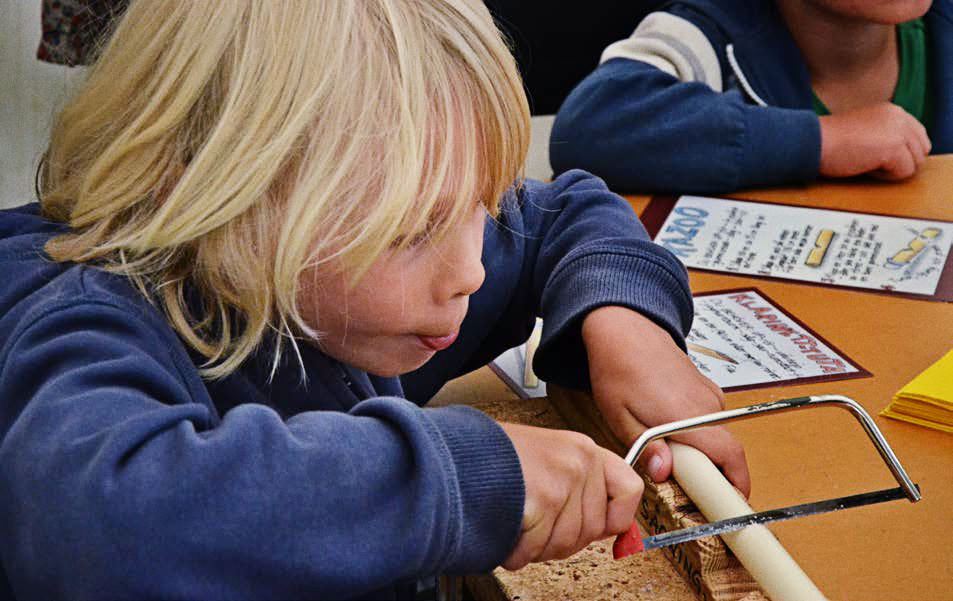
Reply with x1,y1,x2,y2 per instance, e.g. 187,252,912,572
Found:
490,289,866,397
646,196,953,300
687,289,867,391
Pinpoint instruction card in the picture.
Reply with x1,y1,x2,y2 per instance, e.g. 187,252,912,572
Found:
490,289,866,397
687,289,866,391
649,196,953,299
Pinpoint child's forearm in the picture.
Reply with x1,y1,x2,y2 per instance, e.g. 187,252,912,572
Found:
551,59,821,193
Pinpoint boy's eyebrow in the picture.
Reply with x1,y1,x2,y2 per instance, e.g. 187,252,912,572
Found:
397,195,484,239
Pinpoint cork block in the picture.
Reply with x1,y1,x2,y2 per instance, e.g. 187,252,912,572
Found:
460,396,699,601
460,393,768,601
546,385,770,601
467,540,700,601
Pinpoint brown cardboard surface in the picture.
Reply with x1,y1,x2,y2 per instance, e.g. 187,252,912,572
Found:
629,156,953,601
431,157,953,601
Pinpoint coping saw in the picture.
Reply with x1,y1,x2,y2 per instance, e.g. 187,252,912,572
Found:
613,394,921,558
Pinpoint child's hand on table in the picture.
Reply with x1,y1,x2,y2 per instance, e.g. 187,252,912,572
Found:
819,102,931,181
498,422,643,570
582,306,751,497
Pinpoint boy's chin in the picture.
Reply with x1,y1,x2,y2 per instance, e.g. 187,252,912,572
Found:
867,1,932,24
365,355,434,378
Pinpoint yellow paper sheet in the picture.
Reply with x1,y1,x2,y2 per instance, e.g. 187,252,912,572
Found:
881,350,953,433
894,350,953,403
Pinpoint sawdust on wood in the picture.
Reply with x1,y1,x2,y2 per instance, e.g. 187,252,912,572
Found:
489,539,699,601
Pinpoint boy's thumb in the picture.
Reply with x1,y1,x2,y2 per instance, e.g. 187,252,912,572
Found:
637,439,672,483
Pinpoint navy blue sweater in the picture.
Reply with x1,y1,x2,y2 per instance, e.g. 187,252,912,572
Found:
550,0,953,194
0,171,692,600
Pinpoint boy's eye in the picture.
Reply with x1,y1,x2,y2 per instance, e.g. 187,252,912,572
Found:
391,225,434,249
407,230,431,246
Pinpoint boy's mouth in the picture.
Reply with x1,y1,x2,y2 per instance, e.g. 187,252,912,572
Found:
416,332,459,351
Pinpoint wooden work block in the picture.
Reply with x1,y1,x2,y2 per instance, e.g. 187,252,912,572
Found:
546,385,770,601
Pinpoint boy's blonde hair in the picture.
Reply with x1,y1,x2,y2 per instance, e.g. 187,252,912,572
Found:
38,0,530,378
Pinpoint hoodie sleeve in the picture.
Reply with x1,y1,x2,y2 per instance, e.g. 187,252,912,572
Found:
549,7,821,194
0,294,523,599
403,169,694,400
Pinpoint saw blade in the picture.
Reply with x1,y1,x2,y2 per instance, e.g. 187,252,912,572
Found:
642,484,917,551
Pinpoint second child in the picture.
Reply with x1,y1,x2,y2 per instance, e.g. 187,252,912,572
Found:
550,0,950,193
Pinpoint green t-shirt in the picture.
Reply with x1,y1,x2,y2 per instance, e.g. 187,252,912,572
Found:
812,19,933,133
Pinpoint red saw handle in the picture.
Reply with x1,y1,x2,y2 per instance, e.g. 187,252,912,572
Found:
612,521,645,559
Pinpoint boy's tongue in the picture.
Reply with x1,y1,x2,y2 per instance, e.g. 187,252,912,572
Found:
418,333,458,351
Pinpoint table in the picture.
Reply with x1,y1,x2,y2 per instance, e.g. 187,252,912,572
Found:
433,155,953,601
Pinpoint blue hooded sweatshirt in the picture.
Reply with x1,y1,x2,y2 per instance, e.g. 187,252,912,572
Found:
0,170,692,600
550,0,953,194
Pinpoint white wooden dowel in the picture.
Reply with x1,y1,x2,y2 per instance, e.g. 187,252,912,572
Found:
670,442,827,601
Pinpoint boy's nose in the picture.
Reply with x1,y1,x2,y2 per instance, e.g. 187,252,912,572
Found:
437,213,486,302
453,255,485,298
440,241,485,302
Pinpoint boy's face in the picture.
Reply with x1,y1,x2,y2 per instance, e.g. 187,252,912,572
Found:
804,0,931,23
299,203,487,377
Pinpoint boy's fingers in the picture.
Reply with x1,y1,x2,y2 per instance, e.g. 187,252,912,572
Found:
636,439,672,483
875,148,915,181
909,143,923,170
908,136,928,169
707,380,728,409
895,150,916,179
716,449,751,499
535,468,586,561
604,455,644,535
915,128,932,158
899,144,919,178
574,458,608,551
629,425,750,498
882,118,928,180
600,401,673,483
539,492,583,561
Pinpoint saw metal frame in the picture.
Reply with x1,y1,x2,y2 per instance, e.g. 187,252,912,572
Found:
625,394,920,502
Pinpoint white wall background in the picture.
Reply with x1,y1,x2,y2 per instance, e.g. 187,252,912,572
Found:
526,114,554,182
1,0,86,208
0,0,552,211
